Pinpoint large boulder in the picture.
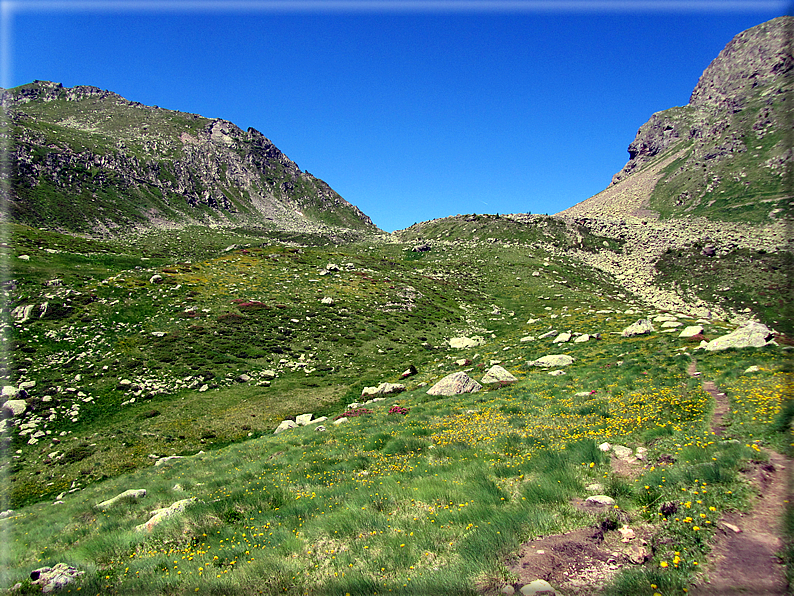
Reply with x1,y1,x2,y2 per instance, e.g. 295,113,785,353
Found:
2,399,27,417
528,355,574,368
481,365,518,385
621,319,655,337
427,372,482,396
704,321,775,351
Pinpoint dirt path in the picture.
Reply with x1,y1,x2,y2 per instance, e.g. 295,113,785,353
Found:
687,359,791,596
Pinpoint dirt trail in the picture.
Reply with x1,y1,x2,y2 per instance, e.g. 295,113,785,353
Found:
687,359,791,596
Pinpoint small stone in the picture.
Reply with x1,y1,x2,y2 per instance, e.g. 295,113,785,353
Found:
585,495,615,507
585,483,604,492
723,522,742,533
333,417,349,425
744,365,760,374
501,585,516,595
314,425,327,432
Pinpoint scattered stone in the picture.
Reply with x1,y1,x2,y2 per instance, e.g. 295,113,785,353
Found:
198,384,209,392
679,325,704,338
585,495,615,507
314,425,327,432
585,483,604,492
481,365,518,385
237,373,251,383
624,543,650,565
520,579,557,595
135,498,196,532
538,330,558,339
361,382,406,397
661,320,682,328
528,355,574,368
455,358,470,366
520,336,535,342
401,365,418,378
501,585,516,595
619,525,635,542
412,242,431,252
722,522,742,533
149,274,163,284
321,296,334,305
548,370,566,376
449,336,485,349
95,489,147,509
704,321,774,351
552,332,571,343
573,334,590,343
18,254,30,261
155,455,184,466
621,319,655,337
274,420,298,434
635,446,648,460
744,365,760,373
333,417,349,425
30,563,84,593
611,445,634,460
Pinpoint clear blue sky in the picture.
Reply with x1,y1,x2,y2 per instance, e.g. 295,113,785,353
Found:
3,1,789,231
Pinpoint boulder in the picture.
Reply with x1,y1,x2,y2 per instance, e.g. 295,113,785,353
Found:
30,563,84,594
538,330,557,339
2,399,27,417
621,319,655,337
95,489,147,509
295,414,313,426
427,372,482,396
548,370,566,376
481,365,518,385
679,325,704,338
661,321,682,328
552,332,571,344
573,334,590,343
520,579,557,595
528,355,574,368
155,456,184,466
135,498,196,532
361,383,406,398
449,336,485,349
274,420,298,434
704,321,774,351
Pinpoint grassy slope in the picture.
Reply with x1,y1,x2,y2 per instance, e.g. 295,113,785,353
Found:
1,220,792,595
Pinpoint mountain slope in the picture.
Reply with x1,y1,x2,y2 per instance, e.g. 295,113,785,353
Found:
558,15,792,223
1,81,378,235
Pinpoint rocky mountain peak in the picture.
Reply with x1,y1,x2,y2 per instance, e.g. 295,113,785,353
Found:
689,15,793,111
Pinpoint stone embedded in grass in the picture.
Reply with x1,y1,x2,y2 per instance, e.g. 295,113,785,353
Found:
552,332,571,343
661,320,682,327
274,420,298,434
155,455,184,466
448,336,485,349
528,354,574,368
95,488,147,510
621,319,655,337
481,365,518,385
704,321,774,351
538,330,557,339
135,497,196,532
679,324,704,338
295,413,313,426
427,372,482,396
744,365,760,373
585,495,615,507
548,370,566,376
333,417,349,425
573,334,590,343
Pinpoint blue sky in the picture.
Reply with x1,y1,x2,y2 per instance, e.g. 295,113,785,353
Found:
3,1,789,231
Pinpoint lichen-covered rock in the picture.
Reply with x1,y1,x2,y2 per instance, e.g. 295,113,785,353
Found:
704,321,774,351
2,399,27,417
481,365,518,385
621,319,655,337
427,372,482,396
30,563,84,593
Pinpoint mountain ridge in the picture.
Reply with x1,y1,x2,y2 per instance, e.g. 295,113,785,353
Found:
2,80,378,236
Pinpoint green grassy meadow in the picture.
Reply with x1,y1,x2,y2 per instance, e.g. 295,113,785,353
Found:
1,220,792,595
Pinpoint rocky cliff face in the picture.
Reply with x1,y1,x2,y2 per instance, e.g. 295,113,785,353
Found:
593,16,792,224
2,81,378,235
